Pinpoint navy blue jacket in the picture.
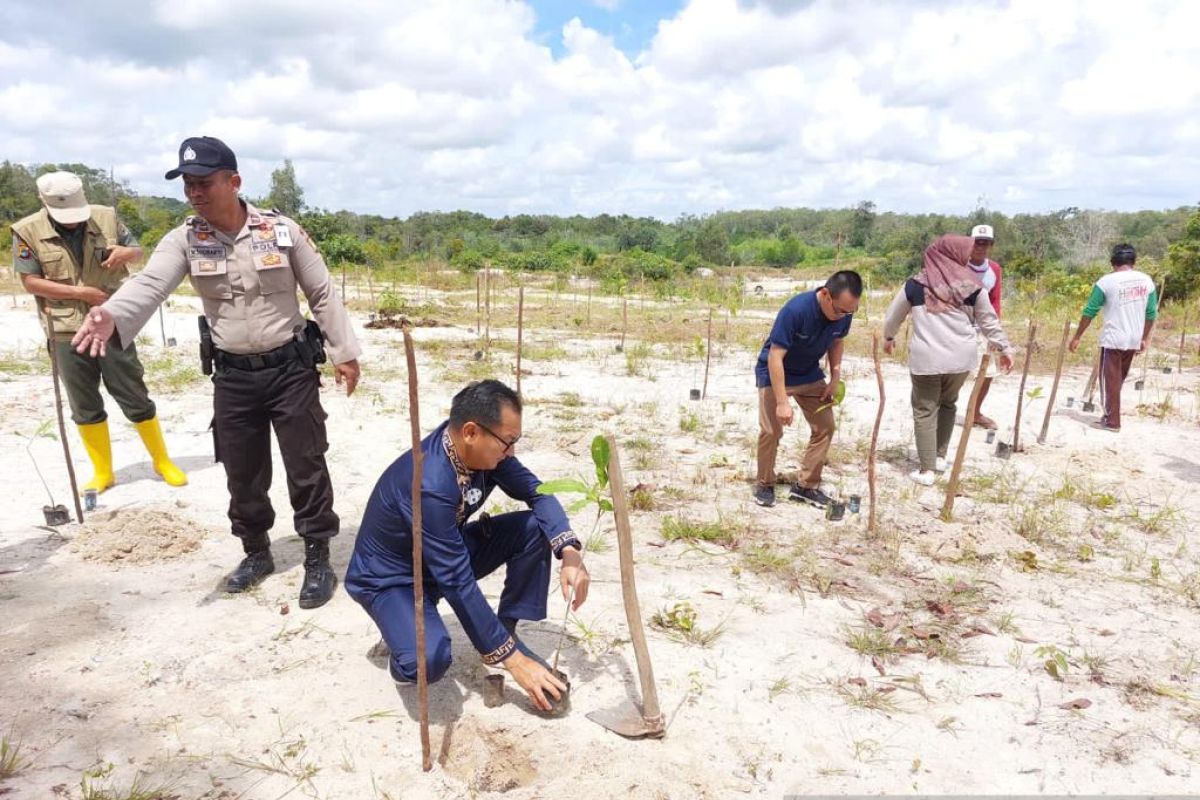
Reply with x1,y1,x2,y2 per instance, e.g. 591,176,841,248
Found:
345,420,573,665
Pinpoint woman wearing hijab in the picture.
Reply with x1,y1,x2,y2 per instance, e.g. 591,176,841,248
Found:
883,235,1015,485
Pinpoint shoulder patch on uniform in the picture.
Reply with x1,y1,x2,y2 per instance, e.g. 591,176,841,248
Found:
17,245,33,260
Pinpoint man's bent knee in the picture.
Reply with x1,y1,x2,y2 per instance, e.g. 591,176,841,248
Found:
391,639,453,684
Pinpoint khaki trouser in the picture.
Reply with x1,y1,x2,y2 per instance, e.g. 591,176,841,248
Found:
910,372,969,471
755,381,834,489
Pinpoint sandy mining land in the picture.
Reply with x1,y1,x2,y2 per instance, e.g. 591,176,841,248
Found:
1,276,1199,799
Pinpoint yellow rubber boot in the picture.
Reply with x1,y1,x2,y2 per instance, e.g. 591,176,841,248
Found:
77,421,116,493
134,417,188,487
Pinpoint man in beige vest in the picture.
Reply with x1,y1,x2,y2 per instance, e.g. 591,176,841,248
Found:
13,171,187,494
72,137,362,610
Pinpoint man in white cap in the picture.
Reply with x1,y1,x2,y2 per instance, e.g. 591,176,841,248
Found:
12,171,187,495
967,223,1003,430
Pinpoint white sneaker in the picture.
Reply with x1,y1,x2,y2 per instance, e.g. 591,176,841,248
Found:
908,470,936,486
934,457,949,473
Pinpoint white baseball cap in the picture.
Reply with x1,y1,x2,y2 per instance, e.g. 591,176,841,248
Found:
971,224,995,241
36,171,91,225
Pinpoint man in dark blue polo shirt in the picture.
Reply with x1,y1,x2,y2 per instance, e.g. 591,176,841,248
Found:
754,270,861,508
345,380,589,712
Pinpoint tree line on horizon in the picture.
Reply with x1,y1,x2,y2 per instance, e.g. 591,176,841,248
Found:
3,159,1198,299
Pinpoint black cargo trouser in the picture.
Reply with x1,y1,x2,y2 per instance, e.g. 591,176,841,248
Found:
212,358,338,552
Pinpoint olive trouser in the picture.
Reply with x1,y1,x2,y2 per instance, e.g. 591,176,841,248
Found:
52,339,156,426
909,372,969,471
755,381,834,489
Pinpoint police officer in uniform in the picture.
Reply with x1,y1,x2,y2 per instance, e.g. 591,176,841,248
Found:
72,137,362,610
13,171,187,494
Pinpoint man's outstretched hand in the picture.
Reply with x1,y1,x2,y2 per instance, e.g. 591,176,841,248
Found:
71,307,116,358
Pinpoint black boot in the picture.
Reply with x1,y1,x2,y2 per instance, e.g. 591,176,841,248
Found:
224,549,275,593
299,539,337,610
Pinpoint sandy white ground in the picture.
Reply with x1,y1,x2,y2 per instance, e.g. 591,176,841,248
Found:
1,289,1198,799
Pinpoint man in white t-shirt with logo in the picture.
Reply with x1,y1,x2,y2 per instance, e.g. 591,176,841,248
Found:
1068,243,1157,432
967,224,1003,430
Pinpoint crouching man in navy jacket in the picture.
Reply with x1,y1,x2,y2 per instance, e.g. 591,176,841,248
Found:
345,379,589,711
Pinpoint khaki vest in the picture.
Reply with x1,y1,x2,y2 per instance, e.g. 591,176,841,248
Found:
12,206,125,336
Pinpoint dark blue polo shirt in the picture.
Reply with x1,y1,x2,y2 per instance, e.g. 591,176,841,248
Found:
754,290,852,388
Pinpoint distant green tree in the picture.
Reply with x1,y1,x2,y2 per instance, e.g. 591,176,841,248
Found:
1164,206,1200,299
266,159,305,216
696,218,730,265
320,233,366,266
849,200,876,247
116,198,146,237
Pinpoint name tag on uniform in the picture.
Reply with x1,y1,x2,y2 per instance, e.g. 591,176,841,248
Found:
274,223,293,247
188,246,228,276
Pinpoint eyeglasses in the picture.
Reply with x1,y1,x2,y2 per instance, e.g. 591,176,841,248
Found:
823,292,856,318
475,421,520,453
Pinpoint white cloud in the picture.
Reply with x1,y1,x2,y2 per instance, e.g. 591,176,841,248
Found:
0,0,1197,218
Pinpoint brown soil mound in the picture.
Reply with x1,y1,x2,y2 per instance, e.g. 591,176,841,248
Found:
71,505,208,564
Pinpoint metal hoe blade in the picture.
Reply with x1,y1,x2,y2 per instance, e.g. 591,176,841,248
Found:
587,702,665,739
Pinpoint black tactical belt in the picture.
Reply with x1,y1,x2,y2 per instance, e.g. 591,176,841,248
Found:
215,341,305,371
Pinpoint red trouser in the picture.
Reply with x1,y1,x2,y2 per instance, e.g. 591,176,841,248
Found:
1099,348,1136,429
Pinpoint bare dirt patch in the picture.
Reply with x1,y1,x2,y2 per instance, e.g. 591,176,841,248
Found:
70,504,207,565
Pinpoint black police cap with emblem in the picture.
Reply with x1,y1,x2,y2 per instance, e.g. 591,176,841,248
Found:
165,136,239,180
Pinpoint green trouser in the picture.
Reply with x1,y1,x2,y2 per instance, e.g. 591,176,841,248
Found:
53,339,156,426
910,372,969,471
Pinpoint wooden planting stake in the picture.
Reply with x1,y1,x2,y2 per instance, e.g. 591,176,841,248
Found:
620,297,628,351
701,308,713,399
42,313,84,524
867,332,885,535
1038,321,1071,444
1011,320,1038,452
586,435,665,739
516,286,525,396
484,268,491,355
1082,355,1100,407
1178,310,1187,376
401,323,431,772
941,353,991,521
475,272,482,335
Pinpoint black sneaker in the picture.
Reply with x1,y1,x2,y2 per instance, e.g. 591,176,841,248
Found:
789,485,831,508
753,485,776,507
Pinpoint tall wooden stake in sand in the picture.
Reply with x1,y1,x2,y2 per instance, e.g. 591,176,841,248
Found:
484,268,491,356
1038,321,1071,445
586,436,665,739
620,296,628,351
401,323,431,772
941,353,990,521
868,333,885,534
42,313,85,523
516,286,525,396
1011,321,1038,453
475,272,482,335
701,308,713,399
1178,310,1188,376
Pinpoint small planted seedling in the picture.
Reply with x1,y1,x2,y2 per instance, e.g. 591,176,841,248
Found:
25,420,69,526
537,435,612,673
815,380,847,414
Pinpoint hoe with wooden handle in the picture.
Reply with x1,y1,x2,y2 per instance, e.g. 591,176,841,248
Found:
585,435,665,739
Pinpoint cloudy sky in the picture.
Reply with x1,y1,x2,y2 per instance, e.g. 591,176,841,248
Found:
2,0,1197,219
